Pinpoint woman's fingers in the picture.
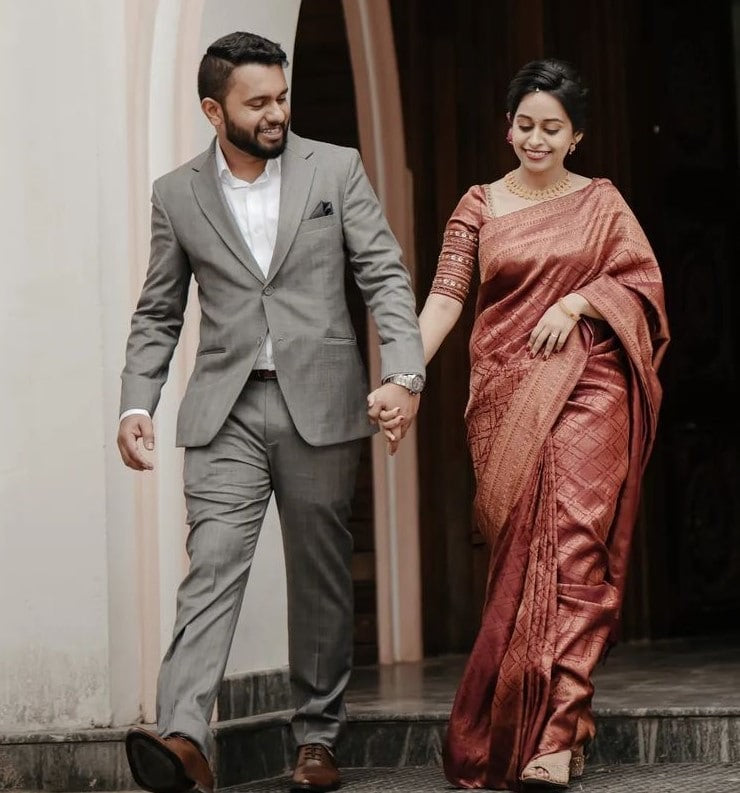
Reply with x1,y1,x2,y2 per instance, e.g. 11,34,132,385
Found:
529,326,549,357
530,302,579,358
528,324,543,350
530,324,574,358
543,330,560,359
378,406,401,422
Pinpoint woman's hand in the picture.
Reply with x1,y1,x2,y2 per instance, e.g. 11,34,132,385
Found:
378,406,404,456
528,296,582,359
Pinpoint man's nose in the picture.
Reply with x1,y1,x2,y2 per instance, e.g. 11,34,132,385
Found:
266,101,286,123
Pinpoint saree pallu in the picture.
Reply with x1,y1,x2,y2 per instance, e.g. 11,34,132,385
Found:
430,181,669,790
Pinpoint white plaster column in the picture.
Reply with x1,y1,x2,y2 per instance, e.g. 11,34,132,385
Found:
0,0,136,730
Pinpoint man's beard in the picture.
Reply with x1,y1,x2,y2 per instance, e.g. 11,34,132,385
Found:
224,112,288,159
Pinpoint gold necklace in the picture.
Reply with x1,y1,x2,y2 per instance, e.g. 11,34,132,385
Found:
503,170,571,201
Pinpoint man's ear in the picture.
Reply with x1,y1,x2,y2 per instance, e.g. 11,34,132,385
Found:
201,97,223,128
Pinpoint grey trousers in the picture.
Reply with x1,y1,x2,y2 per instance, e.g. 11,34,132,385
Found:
155,379,362,758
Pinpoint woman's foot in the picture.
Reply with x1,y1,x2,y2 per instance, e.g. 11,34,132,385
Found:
520,749,572,788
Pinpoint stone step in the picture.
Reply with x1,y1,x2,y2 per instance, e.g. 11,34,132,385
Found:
215,637,740,787
230,764,740,792
2,705,738,791
2,638,737,790
213,707,740,788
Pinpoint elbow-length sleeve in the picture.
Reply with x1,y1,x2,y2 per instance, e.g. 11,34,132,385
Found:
430,186,484,304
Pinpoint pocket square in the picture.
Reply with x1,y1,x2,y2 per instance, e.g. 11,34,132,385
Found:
308,200,333,219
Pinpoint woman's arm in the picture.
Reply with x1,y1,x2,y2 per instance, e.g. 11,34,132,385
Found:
562,292,605,321
374,293,463,453
419,293,465,364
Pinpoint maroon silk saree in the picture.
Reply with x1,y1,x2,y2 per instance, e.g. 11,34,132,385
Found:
430,180,669,790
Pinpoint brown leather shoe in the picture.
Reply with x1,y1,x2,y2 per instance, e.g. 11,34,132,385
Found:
291,744,340,792
125,728,214,793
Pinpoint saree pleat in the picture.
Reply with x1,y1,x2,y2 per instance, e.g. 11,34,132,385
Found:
431,181,669,790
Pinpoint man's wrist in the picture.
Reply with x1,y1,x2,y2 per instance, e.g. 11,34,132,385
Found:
382,373,425,395
120,408,151,423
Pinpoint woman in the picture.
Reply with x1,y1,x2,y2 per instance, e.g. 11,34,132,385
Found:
381,60,669,789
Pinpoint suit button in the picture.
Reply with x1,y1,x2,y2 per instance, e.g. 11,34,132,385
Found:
263,285,274,296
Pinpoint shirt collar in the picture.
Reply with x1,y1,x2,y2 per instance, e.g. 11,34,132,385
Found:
215,142,281,188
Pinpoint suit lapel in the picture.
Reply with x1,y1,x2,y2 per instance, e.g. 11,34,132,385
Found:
191,142,265,284
267,134,316,281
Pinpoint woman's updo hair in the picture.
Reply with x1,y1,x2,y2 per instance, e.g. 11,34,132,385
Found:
506,59,589,132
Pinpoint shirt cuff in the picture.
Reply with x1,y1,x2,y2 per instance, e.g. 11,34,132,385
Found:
120,408,151,423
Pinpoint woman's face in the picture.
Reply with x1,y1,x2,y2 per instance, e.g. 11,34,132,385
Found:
510,91,582,177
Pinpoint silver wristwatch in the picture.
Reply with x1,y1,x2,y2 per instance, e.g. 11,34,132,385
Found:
382,373,425,395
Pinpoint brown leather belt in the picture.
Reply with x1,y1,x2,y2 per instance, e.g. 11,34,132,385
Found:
249,369,278,381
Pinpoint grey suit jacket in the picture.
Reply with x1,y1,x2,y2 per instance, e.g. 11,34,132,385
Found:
120,133,425,448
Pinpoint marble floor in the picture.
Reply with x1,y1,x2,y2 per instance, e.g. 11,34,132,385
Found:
345,634,740,718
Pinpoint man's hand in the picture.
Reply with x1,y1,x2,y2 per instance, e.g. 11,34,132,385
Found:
367,383,420,456
117,414,156,471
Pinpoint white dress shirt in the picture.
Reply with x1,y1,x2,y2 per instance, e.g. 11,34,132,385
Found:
120,145,282,422
215,143,281,369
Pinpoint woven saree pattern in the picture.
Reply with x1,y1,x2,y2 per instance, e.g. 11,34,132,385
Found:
430,181,668,791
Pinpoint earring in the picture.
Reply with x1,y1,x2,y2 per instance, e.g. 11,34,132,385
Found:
569,143,577,155
506,127,513,145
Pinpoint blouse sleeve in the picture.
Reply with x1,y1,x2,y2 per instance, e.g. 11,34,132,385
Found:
429,186,483,304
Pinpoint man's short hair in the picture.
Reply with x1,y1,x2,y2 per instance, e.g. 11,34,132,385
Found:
197,31,288,104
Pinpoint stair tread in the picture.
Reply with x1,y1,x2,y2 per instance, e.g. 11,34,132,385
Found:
228,763,740,791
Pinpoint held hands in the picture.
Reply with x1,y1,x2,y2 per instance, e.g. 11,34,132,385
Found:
367,383,420,456
117,414,156,471
528,294,584,359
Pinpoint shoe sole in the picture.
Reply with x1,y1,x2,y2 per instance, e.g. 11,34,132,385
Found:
289,782,340,793
520,781,569,790
126,731,200,793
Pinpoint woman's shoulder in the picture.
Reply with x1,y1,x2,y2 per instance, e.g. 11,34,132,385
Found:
447,184,489,224
582,175,626,199
459,183,489,203
584,177,636,212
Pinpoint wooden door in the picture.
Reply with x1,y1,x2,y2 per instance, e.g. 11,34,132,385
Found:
391,0,740,653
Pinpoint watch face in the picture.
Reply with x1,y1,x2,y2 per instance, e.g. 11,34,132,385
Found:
411,375,425,393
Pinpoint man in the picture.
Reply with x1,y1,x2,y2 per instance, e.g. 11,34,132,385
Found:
118,31,424,793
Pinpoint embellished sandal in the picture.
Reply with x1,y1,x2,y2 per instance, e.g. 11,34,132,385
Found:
520,749,572,788
569,745,585,779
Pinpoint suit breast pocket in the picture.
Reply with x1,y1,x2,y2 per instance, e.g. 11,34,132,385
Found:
298,215,340,234
196,347,226,356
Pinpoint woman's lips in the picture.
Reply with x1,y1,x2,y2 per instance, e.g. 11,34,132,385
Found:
524,149,550,161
